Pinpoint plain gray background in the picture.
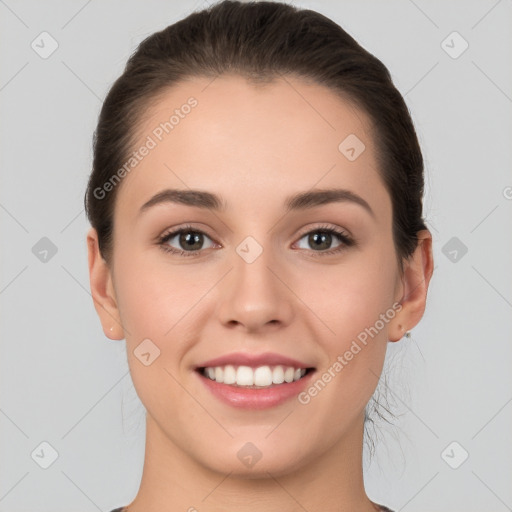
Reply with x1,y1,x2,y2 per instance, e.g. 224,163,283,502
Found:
1,1,511,511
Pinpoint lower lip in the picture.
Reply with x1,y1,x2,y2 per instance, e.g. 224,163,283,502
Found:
196,370,315,410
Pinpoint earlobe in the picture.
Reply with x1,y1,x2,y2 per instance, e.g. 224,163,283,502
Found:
86,227,124,340
388,229,434,342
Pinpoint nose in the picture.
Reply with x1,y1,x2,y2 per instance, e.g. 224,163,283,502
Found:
216,241,295,333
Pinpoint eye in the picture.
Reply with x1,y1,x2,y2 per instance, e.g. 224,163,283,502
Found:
158,225,216,257
157,223,355,258
294,224,355,255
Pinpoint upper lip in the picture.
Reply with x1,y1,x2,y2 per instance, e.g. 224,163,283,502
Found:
195,352,315,369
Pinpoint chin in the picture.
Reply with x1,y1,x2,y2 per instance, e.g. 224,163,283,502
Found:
195,440,310,479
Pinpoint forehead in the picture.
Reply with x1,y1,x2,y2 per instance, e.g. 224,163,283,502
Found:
114,74,389,221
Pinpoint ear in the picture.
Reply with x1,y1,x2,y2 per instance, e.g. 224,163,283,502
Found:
86,227,124,340
388,229,434,342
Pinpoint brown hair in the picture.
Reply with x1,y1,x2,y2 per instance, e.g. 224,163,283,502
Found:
85,0,427,272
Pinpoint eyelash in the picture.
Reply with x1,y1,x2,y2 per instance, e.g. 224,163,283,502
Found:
157,223,355,258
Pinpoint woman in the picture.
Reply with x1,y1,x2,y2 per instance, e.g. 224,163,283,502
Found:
85,1,433,511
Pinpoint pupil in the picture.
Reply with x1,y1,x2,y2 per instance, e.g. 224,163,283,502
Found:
310,231,331,250
180,232,202,250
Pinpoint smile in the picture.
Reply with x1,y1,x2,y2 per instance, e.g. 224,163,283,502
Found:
195,365,316,409
199,364,312,388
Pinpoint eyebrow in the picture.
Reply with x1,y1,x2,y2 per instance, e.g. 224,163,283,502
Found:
138,187,375,218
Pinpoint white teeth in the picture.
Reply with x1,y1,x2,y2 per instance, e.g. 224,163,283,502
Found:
223,364,236,384
201,364,309,387
254,366,273,386
236,366,254,386
272,365,285,384
284,367,295,383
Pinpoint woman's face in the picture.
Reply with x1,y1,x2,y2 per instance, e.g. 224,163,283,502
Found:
90,74,413,476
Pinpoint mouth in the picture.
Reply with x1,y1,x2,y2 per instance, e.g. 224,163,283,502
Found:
196,364,316,389
193,352,317,409
195,364,316,409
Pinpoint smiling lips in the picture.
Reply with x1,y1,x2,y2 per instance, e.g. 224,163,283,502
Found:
195,351,316,408
201,364,308,388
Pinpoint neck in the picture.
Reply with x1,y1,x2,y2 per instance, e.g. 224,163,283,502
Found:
124,413,379,512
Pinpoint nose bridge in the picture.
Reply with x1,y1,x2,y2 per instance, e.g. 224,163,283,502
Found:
217,235,294,329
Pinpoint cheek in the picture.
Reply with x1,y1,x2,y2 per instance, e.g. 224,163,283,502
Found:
113,255,202,416
112,251,219,403
113,247,210,337
295,244,399,344
292,243,398,408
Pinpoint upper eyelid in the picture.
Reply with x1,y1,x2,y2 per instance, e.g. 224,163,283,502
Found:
295,224,349,238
